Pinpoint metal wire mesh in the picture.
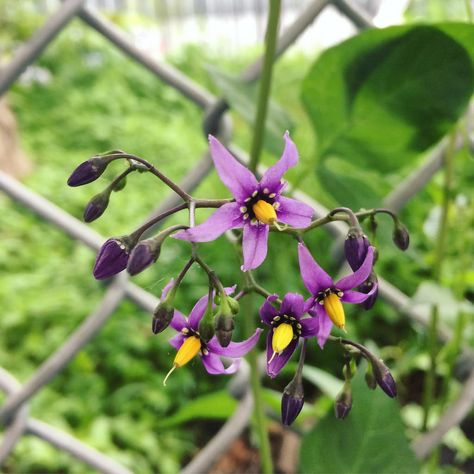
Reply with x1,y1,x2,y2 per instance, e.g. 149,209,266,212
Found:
0,1,469,471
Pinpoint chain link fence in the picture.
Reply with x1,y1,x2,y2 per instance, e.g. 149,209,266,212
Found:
1,0,473,472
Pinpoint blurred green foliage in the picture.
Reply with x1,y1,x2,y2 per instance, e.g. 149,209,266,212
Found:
1,2,474,473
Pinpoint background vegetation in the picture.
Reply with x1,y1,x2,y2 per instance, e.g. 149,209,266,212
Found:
1,1,474,472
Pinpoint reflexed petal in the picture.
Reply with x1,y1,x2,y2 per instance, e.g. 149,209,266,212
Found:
266,331,299,378
201,353,240,375
170,309,188,331
311,304,333,348
160,278,175,300
336,246,374,291
297,243,333,294
341,288,376,304
300,316,319,337
260,131,298,194
208,328,262,357
281,293,305,318
259,294,280,325
173,203,242,242
277,197,314,228
169,333,185,349
241,223,269,271
209,135,258,201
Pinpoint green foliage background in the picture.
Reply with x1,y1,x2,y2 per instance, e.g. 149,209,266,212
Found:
1,2,474,473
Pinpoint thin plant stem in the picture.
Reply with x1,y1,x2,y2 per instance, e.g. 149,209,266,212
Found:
248,0,282,174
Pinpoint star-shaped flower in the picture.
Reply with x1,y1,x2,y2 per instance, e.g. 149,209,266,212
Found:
174,132,314,270
298,243,376,348
259,293,318,378
162,282,262,384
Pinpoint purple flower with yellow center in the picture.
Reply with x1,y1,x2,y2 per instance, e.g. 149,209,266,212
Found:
163,283,262,384
174,132,314,271
298,243,376,348
259,293,318,378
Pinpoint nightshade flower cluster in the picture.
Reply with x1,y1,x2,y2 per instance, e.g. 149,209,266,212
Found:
68,131,408,427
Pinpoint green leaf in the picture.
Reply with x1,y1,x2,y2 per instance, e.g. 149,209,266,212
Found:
157,390,236,428
299,365,419,474
302,23,474,208
208,66,294,155
302,365,344,399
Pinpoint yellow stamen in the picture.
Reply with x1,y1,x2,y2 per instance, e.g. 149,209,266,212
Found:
271,323,294,354
252,200,277,225
163,336,201,386
323,293,346,329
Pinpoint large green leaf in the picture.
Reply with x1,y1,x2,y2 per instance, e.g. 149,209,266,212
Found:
299,367,419,474
302,23,474,207
157,390,236,428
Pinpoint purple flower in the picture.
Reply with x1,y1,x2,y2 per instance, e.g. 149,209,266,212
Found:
163,285,262,384
174,132,314,271
259,293,318,378
298,243,376,348
93,237,134,280
344,227,370,271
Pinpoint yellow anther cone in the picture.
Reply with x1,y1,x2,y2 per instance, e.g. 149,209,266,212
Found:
252,200,277,225
272,323,294,354
164,336,201,386
323,293,346,329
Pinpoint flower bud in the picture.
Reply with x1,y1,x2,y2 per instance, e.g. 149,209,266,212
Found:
365,364,377,390
335,384,352,420
127,238,161,276
113,176,127,192
392,222,410,251
359,271,378,310
93,236,136,280
344,227,370,271
152,302,174,334
198,308,215,343
226,297,240,315
372,359,397,398
83,190,110,223
281,378,304,426
215,314,234,347
67,156,111,187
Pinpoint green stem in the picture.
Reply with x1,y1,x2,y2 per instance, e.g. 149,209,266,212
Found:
241,291,273,474
248,0,282,173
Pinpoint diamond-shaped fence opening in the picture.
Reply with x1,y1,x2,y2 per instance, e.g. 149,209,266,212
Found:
1,1,472,472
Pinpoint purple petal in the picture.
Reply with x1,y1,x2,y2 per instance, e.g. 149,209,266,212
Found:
297,243,333,295
160,279,175,300
259,294,280,325
173,203,242,242
169,310,188,332
341,289,374,304
208,328,262,357
335,246,374,291
209,135,258,201
266,331,299,378
259,131,298,194
277,197,314,228
281,293,306,317
311,304,333,348
201,353,240,375
169,333,185,349
241,223,269,271
300,316,319,337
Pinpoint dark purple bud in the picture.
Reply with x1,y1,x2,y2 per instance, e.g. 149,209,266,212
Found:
335,386,352,420
392,222,410,251
152,302,174,334
359,271,379,310
67,157,109,187
344,227,370,271
372,359,397,398
127,238,161,276
83,191,110,223
281,378,304,426
93,236,135,280
215,314,234,347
